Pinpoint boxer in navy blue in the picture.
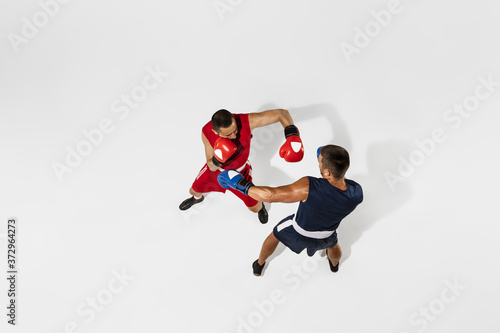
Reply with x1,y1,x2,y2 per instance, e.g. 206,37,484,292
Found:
218,144,363,276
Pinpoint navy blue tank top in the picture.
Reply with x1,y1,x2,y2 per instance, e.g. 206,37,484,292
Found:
294,177,363,232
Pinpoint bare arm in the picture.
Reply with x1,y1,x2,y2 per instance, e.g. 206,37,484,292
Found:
248,109,294,131
201,132,219,172
247,177,309,203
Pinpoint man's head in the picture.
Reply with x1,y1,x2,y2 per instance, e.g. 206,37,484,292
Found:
318,145,350,179
211,109,238,140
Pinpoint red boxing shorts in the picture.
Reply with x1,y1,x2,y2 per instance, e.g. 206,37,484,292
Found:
191,162,259,208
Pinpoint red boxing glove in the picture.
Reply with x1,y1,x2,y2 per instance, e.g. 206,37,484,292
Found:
212,137,237,167
279,125,304,163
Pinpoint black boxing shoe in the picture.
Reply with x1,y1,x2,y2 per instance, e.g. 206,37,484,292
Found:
327,256,339,273
258,204,268,224
252,259,265,276
179,196,204,211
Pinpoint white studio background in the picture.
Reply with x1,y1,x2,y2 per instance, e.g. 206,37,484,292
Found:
1,0,499,332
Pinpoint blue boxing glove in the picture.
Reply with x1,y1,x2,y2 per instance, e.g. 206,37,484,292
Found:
217,169,254,195
317,146,324,159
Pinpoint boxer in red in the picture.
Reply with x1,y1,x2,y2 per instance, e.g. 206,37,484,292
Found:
179,108,304,223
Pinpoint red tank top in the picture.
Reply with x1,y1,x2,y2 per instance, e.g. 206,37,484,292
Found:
202,113,252,170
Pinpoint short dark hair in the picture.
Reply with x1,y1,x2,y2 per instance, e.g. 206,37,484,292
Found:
320,145,350,179
211,109,234,132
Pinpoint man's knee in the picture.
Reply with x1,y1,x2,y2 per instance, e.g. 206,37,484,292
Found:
327,243,341,253
248,202,262,213
270,232,281,244
189,187,202,196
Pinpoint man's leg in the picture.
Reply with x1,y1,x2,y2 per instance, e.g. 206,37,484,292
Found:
230,187,268,224
189,187,203,198
252,232,280,276
179,187,205,210
180,164,215,211
248,201,268,224
241,164,268,223
258,232,280,265
326,243,342,272
248,201,262,213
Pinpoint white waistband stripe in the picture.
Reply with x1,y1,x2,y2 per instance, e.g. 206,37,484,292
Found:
276,216,335,240
291,218,335,239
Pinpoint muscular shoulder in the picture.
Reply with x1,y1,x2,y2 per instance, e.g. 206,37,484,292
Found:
293,176,310,202
247,111,268,130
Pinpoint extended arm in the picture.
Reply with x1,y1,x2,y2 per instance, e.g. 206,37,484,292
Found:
218,170,309,202
248,108,304,163
248,109,294,131
248,177,309,203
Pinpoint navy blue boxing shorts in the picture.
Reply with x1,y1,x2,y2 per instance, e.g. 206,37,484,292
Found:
272,214,338,257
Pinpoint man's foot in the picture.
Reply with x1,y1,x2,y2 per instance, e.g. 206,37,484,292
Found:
327,256,339,273
179,196,204,211
258,204,268,224
252,260,265,276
